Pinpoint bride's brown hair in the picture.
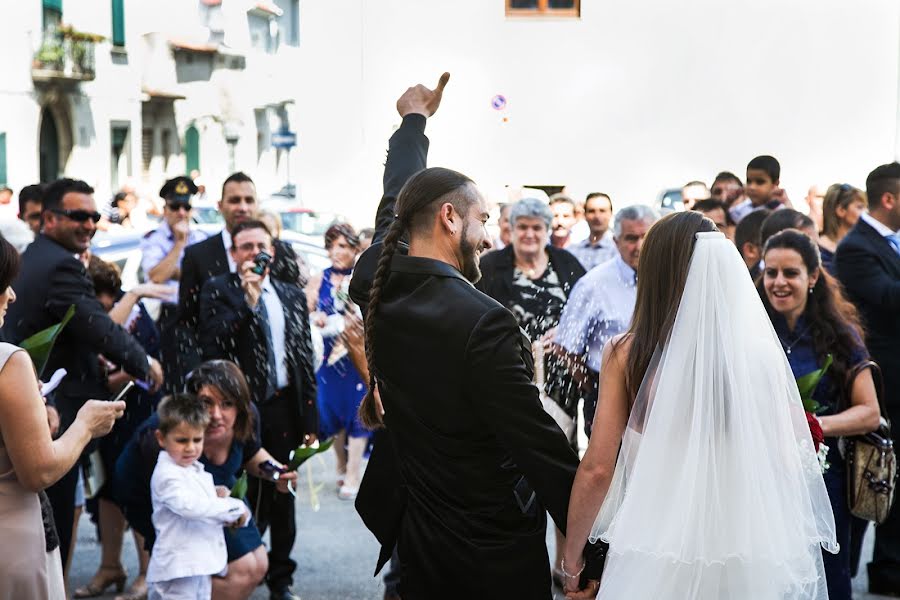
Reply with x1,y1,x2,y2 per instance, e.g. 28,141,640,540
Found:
616,211,716,399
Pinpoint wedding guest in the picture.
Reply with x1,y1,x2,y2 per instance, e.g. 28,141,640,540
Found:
733,208,771,280
691,199,727,230
819,184,867,274
759,229,880,600
568,193,617,271
1,178,163,575
760,208,818,247
710,171,744,208
0,231,126,599
306,223,369,500
18,183,45,236
476,196,585,585
556,204,659,437
146,394,250,600
681,180,710,211
549,194,578,249
835,161,900,596
75,258,172,600
357,228,376,253
116,360,295,600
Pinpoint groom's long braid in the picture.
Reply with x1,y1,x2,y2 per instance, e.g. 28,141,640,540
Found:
358,167,475,429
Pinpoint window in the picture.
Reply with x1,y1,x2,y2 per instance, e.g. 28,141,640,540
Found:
247,13,280,53
160,129,172,173
276,0,300,46
506,0,579,17
184,125,200,174
110,124,130,191
0,133,7,186
111,0,125,47
42,0,62,31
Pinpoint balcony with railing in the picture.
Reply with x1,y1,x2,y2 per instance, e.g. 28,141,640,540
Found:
32,26,104,83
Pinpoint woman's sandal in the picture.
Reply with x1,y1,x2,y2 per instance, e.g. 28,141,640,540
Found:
73,565,127,598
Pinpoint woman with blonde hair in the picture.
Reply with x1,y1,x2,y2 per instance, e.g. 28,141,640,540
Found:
818,184,867,274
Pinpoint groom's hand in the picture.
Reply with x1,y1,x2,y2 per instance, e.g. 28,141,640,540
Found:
565,579,600,599
397,72,450,118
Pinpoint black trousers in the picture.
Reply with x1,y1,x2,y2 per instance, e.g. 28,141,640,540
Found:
867,396,900,591
157,304,187,394
45,463,79,571
247,391,302,591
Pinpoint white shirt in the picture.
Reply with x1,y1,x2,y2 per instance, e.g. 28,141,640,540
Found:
221,229,237,273
260,278,289,389
860,211,899,237
147,452,248,583
556,253,637,372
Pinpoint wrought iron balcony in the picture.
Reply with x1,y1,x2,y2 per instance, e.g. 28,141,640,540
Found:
32,27,101,83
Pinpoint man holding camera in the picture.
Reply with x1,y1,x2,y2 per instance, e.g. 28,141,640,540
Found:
197,219,317,600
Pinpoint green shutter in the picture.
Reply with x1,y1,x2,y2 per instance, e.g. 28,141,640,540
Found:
111,0,125,46
43,0,62,13
184,126,200,174
0,133,7,186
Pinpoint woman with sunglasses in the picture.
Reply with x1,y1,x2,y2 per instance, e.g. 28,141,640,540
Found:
818,184,867,275
114,360,299,600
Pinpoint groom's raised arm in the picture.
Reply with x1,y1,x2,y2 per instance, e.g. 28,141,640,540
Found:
350,73,450,310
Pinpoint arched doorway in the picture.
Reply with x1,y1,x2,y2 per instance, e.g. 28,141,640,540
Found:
39,108,60,183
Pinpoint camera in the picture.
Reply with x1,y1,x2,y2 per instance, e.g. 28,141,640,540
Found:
251,251,273,275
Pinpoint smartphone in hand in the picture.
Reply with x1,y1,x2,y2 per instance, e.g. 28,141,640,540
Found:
109,380,135,403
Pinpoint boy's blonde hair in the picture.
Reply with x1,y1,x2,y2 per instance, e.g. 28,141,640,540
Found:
157,393,210,436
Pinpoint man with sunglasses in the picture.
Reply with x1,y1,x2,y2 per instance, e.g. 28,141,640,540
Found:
141,176,208,391
2,177,164,574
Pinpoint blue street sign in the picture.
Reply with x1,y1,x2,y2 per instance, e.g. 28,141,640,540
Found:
271,130,297,149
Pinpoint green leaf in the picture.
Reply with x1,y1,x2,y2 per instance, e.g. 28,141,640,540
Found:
230,471,248,499
795,354,833,400
287,438,334,471
20,305,75,378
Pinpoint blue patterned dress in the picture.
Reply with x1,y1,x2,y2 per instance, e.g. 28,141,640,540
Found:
315,268,369,440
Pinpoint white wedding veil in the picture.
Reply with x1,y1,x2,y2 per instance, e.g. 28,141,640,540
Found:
590,232,837,599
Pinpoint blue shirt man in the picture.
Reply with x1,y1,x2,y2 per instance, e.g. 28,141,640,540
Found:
567,193,618,271
555,204,659,436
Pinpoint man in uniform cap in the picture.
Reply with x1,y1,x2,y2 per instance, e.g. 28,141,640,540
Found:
140,176,208,391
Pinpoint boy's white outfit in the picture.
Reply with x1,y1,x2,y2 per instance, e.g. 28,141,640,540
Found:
147,451,249,600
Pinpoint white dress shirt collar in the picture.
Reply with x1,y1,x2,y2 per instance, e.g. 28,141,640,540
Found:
221,229,237,273
861,211,899,237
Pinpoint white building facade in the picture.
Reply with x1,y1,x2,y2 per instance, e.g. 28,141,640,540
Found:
1,0,898,221
0,0,301,207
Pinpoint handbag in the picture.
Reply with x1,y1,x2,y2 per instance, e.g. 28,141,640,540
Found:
843,360,897,524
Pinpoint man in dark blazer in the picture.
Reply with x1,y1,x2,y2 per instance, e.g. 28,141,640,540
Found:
178,171,300,381
835,161,900,596
2,177,163,571
198,219,316,600
350,75,603,600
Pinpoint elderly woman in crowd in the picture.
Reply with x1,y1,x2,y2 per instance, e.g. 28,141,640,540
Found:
759,229,880,600
475,197,585,586
115,360,297,600
818,184,867,274
306,223,369,501
0,233,125,599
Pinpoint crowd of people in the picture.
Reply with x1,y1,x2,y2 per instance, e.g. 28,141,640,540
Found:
0,71,897,600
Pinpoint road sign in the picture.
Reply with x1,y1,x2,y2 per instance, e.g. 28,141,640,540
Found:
271,130,297,149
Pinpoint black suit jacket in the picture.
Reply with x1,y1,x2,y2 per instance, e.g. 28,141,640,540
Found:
2,235,149,428
197,273,317,436
835,218,900,413
178,232,300,375
364,255,580,598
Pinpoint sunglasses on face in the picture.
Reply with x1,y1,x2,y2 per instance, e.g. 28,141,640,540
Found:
49,207,102,223
167,202,192,212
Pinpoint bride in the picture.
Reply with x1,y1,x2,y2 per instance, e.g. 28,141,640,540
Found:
562,212,837,599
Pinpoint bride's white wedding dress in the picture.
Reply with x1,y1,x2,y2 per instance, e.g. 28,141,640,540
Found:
590,232,837,599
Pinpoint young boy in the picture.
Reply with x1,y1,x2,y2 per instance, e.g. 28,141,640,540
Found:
146,394,250,600
730,155,787,223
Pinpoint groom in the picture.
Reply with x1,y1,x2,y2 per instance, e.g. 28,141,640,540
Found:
350,74,603,599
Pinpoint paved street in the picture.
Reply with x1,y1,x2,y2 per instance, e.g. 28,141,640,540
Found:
70,451,890,599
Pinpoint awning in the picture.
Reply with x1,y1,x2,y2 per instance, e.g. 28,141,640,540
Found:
168,39,218,54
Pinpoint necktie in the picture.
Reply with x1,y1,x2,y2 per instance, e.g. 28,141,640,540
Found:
257,291,279,401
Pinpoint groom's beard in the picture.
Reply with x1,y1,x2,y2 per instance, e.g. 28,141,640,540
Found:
459,222,483,284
